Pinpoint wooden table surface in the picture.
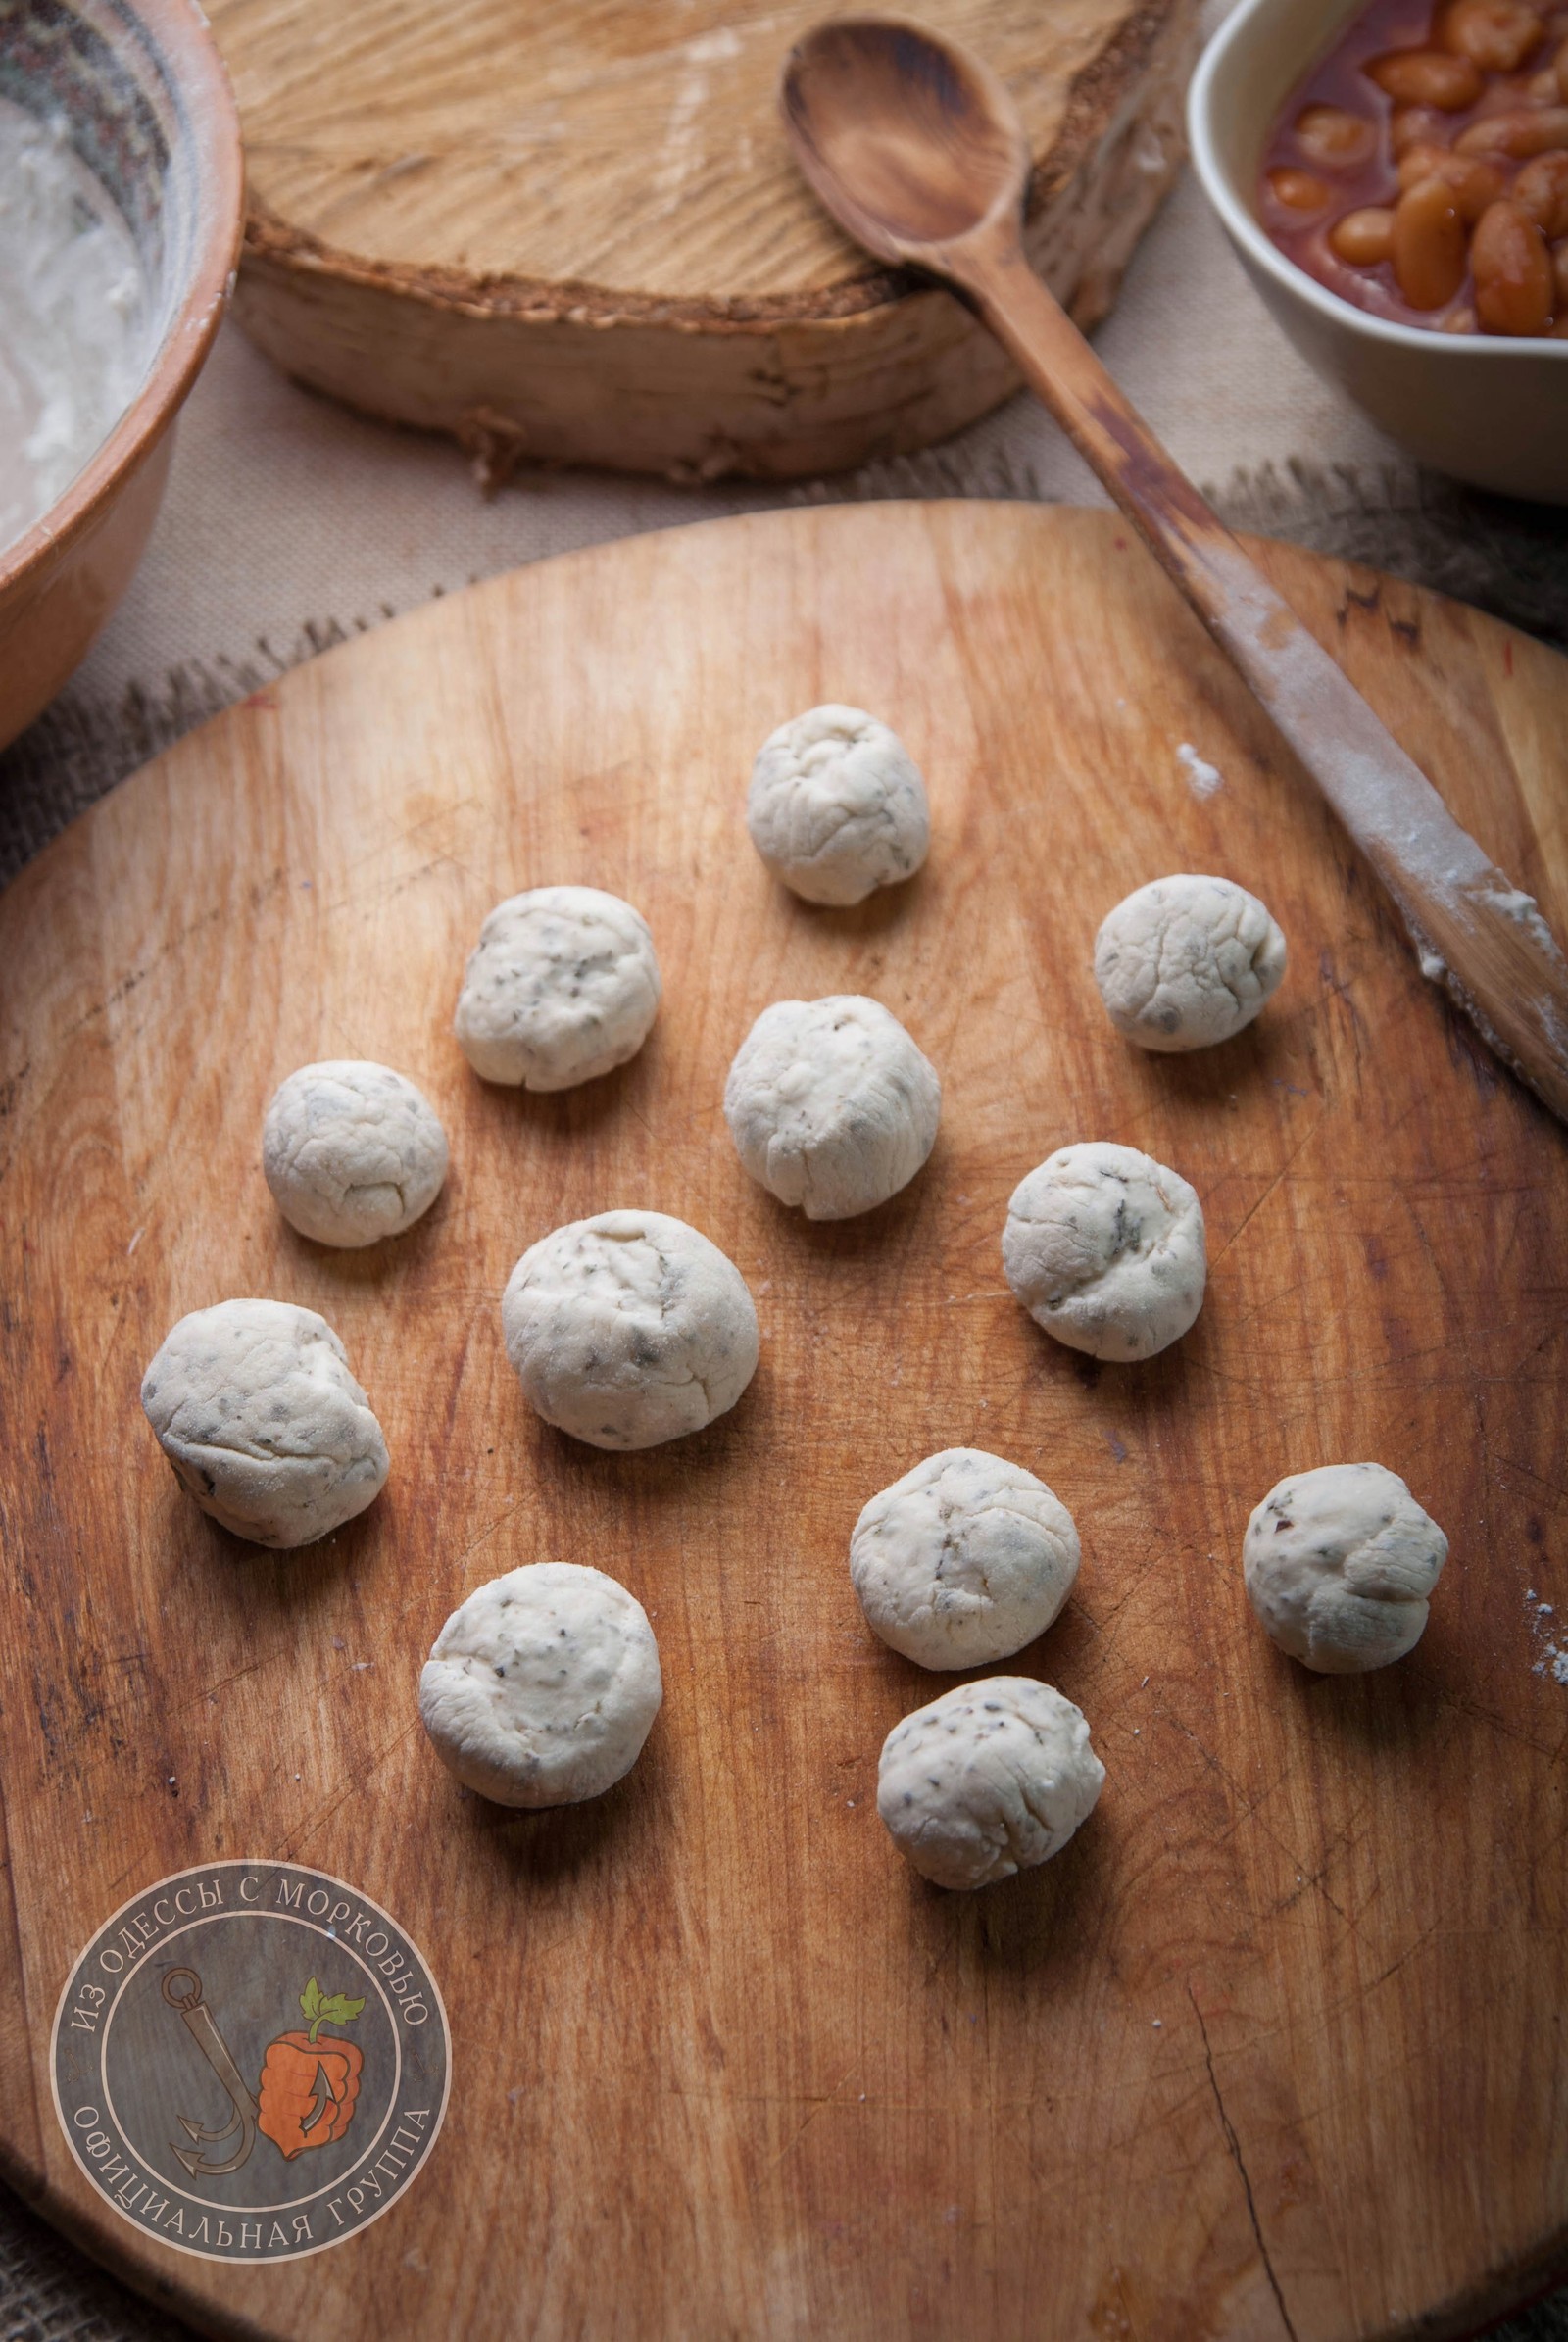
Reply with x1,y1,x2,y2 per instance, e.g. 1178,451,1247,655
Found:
1,504,1564,2342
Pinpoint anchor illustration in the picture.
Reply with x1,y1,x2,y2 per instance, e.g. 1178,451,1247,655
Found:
162,1967,367,2177
161,1968,259,2177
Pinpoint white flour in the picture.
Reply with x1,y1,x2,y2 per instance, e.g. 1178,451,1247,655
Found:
1177,742,1223,799
0,100,151,554
1524,1586,1568,1685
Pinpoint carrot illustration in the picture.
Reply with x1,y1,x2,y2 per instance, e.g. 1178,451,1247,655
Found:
257,1977,367,2160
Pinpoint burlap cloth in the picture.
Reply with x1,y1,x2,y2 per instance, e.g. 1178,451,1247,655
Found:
2,7,1565,2330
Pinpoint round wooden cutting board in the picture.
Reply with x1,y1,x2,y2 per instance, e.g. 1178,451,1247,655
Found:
213,0,1198,481
2,504,1566,2342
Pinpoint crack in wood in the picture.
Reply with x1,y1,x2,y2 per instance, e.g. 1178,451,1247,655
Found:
1188,1986,1299,2342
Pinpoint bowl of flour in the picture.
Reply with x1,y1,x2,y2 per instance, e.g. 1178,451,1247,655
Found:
0,0,242,750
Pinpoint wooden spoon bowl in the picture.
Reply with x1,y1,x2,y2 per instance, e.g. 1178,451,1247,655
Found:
781,17,1026,256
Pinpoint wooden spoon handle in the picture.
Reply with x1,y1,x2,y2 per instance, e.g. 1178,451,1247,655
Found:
957,235,1568,1124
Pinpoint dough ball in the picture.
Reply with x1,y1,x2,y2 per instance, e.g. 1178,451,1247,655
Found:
851,1448,1080,1669
454,885,661,1090
419,1563,662,1807
262,1059,448,1247
723,995,940,1220
140,1298,389,1548
747,704,930,906
502,1209,759,1450
877,1677,1104,1890
1003,1141,1205,1363
1095,873,1287,1053
1244,1462,1448,1674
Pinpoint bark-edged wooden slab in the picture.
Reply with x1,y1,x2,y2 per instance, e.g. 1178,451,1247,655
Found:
213,0,1198,480
0,503,1565,2342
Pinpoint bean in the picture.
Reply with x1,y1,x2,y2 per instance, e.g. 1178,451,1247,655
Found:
1397,141,1453,182
1553,235,1568,299
1437,0,1545,71
1516,148,1568,230
1397,146,1507,214
1267,166,1332,211
1367,48,1484,107
1295,102,1379,166
1391,105,1450,154
1456,103,1568,150
1329,206,1397,262
1529,43,1568,93
1471,196,1555,327
1450,155,1509,216
1392,175,1471,304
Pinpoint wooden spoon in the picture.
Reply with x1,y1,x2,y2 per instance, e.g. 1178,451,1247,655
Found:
780,16,1568,1124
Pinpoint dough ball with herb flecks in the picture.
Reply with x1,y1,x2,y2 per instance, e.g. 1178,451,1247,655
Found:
419,1563,662,1805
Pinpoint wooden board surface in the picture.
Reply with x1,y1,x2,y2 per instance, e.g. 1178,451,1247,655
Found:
2,503,1566,2342
215,0,1197,479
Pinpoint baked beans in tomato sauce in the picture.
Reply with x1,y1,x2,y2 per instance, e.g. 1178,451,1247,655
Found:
1259,0,1568,336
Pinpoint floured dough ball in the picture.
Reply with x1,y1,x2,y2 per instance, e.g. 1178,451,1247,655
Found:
1244,1462,1448,1674
262,1060,448,1246
140,1299,389,1548
877,1677,1104,1890
454,885,661,1090
502,1209,759,1450
747,704,930,905
419,1563,662,1806
1003,1141,1205,1362
1095,873,1287,1053
851,1448,1080,1669
723,995,940,1219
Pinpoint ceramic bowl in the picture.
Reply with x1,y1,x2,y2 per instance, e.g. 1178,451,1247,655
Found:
1188,0,1568,505
0,0,243,752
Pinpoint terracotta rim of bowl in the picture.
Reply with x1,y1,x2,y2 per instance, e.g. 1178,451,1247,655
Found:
0,0,245,596
1188,0,1568,365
